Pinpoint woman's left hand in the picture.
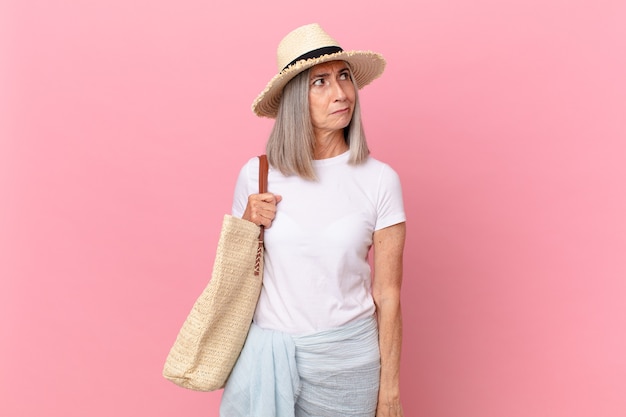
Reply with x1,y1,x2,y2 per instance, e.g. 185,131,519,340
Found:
376,389,404,416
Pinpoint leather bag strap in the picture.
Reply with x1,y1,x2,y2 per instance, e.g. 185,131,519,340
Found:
254,155,269,275
258,154,268,194
258,155,269,230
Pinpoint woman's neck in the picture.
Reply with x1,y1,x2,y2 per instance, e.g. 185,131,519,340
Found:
313,130,349,160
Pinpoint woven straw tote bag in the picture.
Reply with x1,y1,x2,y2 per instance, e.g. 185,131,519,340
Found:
162,155,268,391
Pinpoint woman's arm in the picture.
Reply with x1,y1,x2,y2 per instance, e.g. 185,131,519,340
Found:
372,221,406,417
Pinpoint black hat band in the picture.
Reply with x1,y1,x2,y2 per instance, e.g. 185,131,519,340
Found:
282,46,344,71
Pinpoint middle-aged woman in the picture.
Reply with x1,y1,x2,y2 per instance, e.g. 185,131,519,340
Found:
219,23,406,417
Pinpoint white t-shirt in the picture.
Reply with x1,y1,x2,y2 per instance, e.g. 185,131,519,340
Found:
232,151,406,334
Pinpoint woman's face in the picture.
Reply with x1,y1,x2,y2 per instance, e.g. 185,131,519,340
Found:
308,60,356,137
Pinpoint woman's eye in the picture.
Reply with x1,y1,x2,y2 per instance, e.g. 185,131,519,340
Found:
312,79,325,86
340,72,351,80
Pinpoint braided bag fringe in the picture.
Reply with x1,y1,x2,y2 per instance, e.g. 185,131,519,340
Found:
163,215,262,391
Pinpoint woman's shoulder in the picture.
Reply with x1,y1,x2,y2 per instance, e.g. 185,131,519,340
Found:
360,155,400,176
241,155,261,168
237,155,262,176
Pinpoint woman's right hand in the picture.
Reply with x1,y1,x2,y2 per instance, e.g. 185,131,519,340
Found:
242,193,282,228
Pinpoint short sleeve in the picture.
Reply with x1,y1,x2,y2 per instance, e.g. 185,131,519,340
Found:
374,164,406,231
231,157,259,218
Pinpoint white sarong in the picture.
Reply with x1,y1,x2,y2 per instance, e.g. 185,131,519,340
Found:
220,316,380,417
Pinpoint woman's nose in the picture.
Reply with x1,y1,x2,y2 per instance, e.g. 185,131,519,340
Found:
333,82,347,101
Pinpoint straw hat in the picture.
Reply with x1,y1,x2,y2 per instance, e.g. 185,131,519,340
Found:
252,23,386,118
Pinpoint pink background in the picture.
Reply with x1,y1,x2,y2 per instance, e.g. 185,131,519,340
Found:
2,1,625,416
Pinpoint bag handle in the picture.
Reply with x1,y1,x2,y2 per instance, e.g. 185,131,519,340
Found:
258,155,269,241
254,155,269,276
258,154,268,195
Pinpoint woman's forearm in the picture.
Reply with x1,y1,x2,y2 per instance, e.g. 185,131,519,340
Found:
377,294,403,401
